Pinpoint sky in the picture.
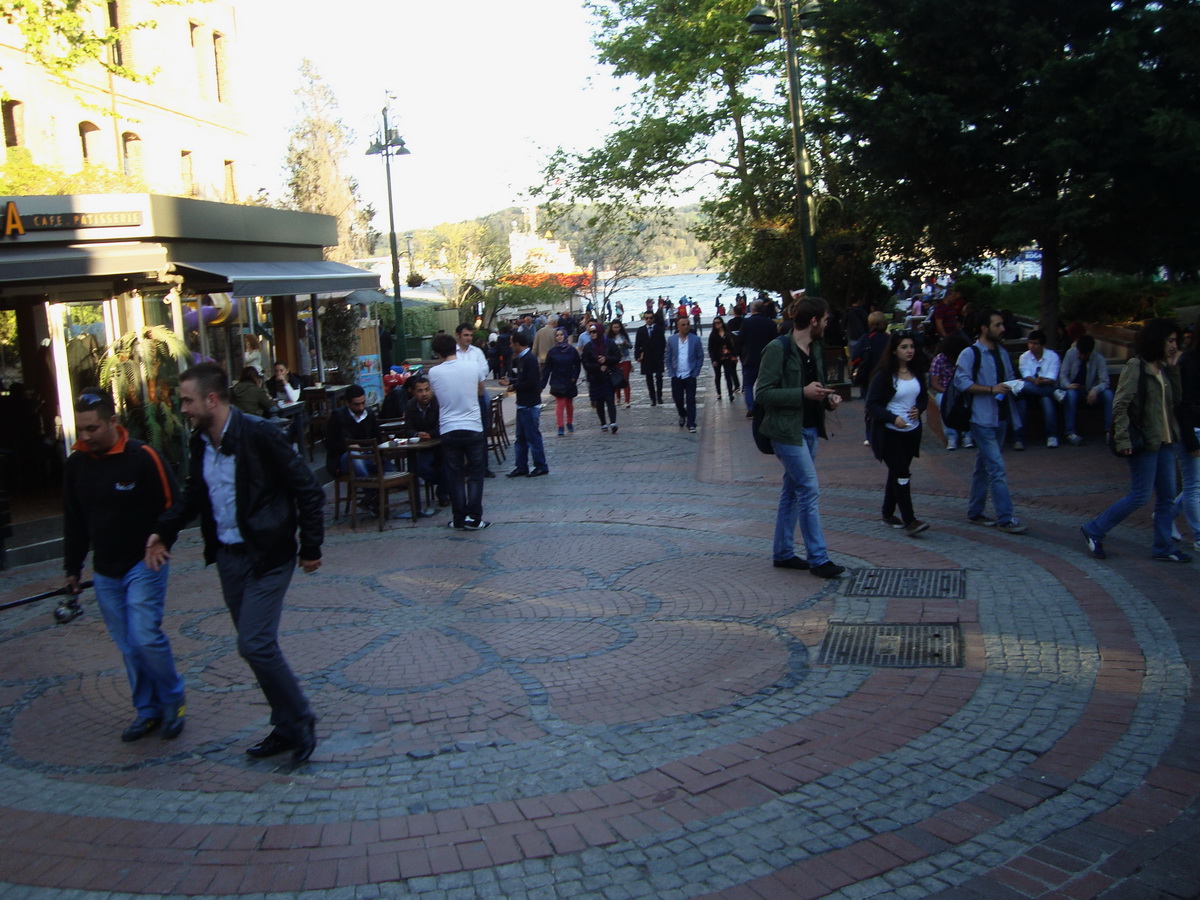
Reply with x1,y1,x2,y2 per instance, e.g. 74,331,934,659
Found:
234,0,632,234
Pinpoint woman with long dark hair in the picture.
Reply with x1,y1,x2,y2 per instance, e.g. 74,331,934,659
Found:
1082,318,1191,562
708,316,740,401
865,331,930,536
580,322,622,432
607,320,634,408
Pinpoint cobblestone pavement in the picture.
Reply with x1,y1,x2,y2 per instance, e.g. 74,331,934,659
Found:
2,380,1198,899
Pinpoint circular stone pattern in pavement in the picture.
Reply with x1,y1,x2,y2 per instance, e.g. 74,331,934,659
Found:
0,451,1194,897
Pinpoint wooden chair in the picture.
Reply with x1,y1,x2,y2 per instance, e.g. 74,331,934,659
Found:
304,388,333,461
486,394,509,464
340,440,417,531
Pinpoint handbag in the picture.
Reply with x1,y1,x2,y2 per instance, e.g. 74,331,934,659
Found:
938,346,980,432
609,367,627,391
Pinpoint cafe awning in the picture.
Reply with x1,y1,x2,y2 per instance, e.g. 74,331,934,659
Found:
0,242,170,283
170,260,380,297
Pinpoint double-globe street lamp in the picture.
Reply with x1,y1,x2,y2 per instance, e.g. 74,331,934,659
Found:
366,103,411,361
746,1,822,295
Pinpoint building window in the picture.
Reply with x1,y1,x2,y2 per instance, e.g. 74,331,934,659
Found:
106,1,124,67
2,100,23,148
223,159,236,202
212,31,229,103
122,132,143,179
79,121,102,164
180,150,196,197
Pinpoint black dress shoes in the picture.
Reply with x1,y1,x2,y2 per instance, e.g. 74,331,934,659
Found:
506,468,529,478
529,466,549,477
246,718,317,763
121,716,161,742
773,556,810,570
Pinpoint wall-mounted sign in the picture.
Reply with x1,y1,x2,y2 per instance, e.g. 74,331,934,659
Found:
4,201,143,237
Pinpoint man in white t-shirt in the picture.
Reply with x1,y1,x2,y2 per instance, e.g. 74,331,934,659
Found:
455,322,496,479
429,333,489,530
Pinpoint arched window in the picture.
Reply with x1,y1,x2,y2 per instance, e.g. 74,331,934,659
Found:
122,132,143,179
3,99,23,148
78,121,102,164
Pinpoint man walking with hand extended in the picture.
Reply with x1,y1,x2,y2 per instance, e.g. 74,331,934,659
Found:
147,363,325,764
64,387,186,743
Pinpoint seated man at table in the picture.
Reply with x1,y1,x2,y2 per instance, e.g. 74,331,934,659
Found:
324,385,384,479
403,375,448,507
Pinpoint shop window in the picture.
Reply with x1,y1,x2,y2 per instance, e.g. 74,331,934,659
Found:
122,132,143,179
79,121,102,164
2,100,22,148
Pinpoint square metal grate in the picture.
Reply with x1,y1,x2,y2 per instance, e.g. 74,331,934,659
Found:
816,623,963,667
843,568,966,600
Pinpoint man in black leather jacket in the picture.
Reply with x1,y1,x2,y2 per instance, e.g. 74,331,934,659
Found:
148,362,325,764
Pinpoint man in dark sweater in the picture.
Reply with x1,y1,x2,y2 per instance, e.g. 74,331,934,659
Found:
501,330,548,477
324,384,383,478
403,375,448,506
63,388,186,743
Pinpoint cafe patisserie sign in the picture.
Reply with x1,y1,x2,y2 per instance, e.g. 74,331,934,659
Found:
4,201,143,236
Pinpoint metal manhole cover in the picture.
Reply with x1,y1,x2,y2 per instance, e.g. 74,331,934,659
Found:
816,623,963,667
844,568,966,599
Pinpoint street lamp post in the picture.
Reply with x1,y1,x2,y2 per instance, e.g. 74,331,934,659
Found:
746,1,821,295
366,104,411,362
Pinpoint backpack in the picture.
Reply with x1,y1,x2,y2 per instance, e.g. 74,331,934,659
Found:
938,345,981,432
751,336,796,454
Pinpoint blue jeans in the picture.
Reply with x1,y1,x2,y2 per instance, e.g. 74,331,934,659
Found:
1015,383,1059,440
1085,445,1177,556
773,428,830,566
1063,386,1114,436
1174,431,1200,540
744,363,760,411
968,421,1015,525
514,405,547,471
92,561,185,719
672,376,697,428
441,429,486,525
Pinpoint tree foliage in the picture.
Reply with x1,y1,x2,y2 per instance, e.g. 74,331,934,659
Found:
283,60,374,263
542,0,828,301
814,0,1200,334
0,0,167,82
1,149,148,193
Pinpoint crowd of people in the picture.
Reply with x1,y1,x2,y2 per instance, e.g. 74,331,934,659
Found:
57,284,1199,759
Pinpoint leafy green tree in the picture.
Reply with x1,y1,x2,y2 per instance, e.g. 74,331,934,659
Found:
1,0,160,81
283,60,374,263
814,0,1200,336
543,0,816,298
1,150,148,193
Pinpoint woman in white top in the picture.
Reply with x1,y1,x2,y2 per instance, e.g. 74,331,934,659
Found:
865,332,930,536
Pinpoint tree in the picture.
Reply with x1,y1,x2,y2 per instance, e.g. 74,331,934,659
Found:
543,0,821,300
419,218,511,309
814,0,1200,336
0,149,148,193
283,60,374,263
542,201,666,308
1,0,159,81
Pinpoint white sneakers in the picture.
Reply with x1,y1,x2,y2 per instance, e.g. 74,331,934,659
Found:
1047,436,1059,448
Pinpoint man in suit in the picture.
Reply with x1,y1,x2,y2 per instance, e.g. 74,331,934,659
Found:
324,385,383,479
500,330,548,477
634,311,667,406
739,300,782,417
